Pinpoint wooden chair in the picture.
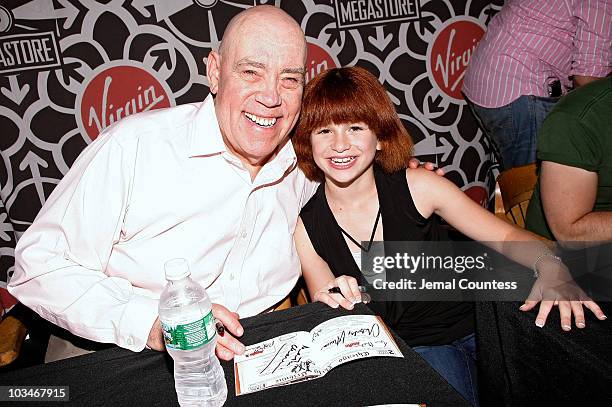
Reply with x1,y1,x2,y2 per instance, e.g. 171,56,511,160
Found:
0,302,44,368
493,181,506,221
272,278,309,312
495,163,538,228
0,315,27,367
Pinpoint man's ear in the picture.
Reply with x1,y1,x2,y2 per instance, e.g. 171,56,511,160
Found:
206,51,221,95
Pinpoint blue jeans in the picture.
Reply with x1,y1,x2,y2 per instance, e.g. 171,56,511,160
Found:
466,95,559,170
413,333,478,407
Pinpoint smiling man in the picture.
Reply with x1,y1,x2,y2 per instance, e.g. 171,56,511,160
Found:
9,6,316,361
206,8,307,177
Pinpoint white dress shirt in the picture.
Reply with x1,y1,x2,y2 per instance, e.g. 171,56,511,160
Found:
9,95,317,351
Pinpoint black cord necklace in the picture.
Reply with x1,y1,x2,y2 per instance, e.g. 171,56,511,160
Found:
338,207,382,252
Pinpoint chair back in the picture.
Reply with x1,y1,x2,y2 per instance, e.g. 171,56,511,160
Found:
272,280,310,312
496,163,538,228
0,316,27,366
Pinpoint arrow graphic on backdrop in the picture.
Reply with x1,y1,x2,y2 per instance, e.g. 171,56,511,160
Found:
0,214,13,242
208,9,220,47
412,132,438,160
437,136,454,162
11,0,79,29
416,134,453,163
132,0,194,21
19,151,49,207
1,76,29,105
325,26,342,48
60,61,84,86
150,48,172,71
424,93,450,118
483,5,502,25
416,14,436,35
368,26,392,51
55,0,79,29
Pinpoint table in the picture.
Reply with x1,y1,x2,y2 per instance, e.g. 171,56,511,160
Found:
476,301,612,406
0,302,468,406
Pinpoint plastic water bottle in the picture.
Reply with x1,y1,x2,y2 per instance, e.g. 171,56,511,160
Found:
159,258,228,407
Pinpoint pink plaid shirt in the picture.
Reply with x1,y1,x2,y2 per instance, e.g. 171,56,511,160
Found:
463,0,612,108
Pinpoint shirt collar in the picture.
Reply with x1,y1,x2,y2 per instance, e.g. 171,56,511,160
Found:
188,94,226,157
187,94,298,180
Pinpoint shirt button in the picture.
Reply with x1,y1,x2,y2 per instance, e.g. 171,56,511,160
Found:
241,230,247,238
229,274,235,281
126,337,134,346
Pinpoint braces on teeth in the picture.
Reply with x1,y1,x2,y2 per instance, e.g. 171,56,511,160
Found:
331,157,355,163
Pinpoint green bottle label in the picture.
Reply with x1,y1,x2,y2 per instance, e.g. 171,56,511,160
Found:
161,310,216,350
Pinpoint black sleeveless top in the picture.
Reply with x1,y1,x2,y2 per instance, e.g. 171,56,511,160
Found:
300,166,474,346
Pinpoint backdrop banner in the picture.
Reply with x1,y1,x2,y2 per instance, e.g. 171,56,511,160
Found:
0,0,502,307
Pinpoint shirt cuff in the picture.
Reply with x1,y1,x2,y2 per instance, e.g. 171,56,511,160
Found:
117,295,159,352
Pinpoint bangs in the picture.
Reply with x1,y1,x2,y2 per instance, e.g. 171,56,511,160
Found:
300,68,383,134
293,67,413,182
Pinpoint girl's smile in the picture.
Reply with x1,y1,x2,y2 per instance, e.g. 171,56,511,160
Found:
311,122,381,185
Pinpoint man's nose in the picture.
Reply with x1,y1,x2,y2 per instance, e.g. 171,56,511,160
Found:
256,76,281,107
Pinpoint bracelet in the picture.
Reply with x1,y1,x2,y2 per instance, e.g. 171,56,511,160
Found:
532,252,562,278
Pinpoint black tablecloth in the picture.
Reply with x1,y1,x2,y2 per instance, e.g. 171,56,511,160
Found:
476,301,612,406
1,302,468,406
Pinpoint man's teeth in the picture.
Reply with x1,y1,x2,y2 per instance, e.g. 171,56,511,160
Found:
245,112,277,127
331,157,355,164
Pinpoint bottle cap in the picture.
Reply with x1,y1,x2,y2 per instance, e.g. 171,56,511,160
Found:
164,258,191,280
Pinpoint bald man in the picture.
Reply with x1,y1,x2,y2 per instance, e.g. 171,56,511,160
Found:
9,6,314,360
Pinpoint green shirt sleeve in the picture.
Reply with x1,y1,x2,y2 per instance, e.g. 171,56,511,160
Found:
537,111,601,173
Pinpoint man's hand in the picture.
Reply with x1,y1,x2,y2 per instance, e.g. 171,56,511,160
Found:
212,303,245,360
147,317,165,351
573,75,600,88
408,157,445,176
147,304,246,360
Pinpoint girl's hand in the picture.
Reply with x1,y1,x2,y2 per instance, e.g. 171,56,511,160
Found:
520,262,606,330
313,275,362,310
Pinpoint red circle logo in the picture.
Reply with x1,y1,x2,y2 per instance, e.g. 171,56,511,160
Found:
464,185,488,207
428,19,485,101
78,64,172,141
305,42,338,83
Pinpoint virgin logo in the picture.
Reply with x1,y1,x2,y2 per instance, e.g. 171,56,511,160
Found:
428,18,484,101
78,64,173,141
305,42,338,83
